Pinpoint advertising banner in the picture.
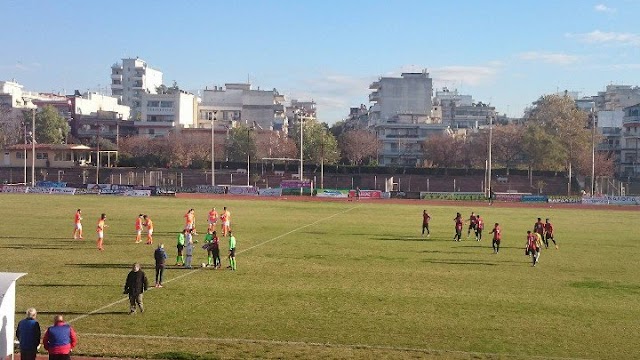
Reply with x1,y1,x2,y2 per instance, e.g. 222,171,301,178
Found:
547,195,581,203
280,180,312,189
258,188,282,197
50,187,77,195
27,187,53,194
227,186,258,195
348,189,382,199
36,181,67,188
196,185,226,194
1,185,28,193
521,195,548,203
124,190,151,197
582,196,640,205
316,189,349,198
420,192,486,201
494,193,524,202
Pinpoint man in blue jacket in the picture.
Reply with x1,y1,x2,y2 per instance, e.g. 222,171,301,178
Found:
16,308,41,360
42,314,77,360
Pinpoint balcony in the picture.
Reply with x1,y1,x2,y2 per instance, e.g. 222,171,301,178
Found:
111,83,123,90
623,115,640,124
369,80,380,89
369,91,380,102
111,73,123,81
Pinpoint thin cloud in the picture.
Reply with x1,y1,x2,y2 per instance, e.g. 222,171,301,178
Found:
594,4,616,13
516,51,580,65
566,30,640,46
430,65,499,86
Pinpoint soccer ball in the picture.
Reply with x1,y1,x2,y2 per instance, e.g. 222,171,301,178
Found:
201,263,207,268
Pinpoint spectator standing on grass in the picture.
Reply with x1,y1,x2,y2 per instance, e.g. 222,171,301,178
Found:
453,212,463,241
421,210,431,237
490,223,501,253
475,214,484,241
154,244,167,287
228,231,237,270
544,218,558,249
16,308,41,360
124,263,148,314
72,209,83,240
42,314,77,360
175,229,186,266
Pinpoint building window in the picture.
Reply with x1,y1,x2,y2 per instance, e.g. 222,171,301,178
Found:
148,129,155,135
16,152,26,159
148,101,160,107
160,101,173,108
36,152,48,160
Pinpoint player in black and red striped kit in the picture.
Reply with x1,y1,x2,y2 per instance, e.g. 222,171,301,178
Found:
467,212,477,238
544,218,558,249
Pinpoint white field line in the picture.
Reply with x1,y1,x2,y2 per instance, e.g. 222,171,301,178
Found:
67,204,361,324
80,332,592,360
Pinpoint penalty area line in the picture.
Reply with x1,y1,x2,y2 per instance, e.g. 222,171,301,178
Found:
68,204,361,324
80,333,592,360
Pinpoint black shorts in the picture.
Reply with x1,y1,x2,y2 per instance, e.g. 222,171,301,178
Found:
229,248,236,257
212,247,220,257
177,244,184,254
545,233,553,240
469,223,477,230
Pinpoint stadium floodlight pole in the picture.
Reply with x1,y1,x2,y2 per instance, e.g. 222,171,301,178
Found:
23,121,27,184
30,107,36,187
299,110,304,182
96,123,100,185
590,108,596,196
211,110,217,187
247,125,252,187
487,114,493,197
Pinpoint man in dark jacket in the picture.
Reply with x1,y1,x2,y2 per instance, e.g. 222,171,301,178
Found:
16,308,41,360
124,263,148,314
42,314,77,360
154,243,167,288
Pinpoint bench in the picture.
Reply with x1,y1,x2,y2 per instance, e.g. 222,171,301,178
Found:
274,170,284,176
291,173,300,179
496,176,509,184
236,168,247,174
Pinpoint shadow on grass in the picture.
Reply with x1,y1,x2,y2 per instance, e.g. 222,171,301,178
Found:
371,236,450,242
35,311,125,316
0,245,86,250
67,263,142,269
155,352,221,360
421,259,499,266
22,283,115,287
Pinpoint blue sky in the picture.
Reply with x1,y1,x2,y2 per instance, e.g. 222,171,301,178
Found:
2,0,640,123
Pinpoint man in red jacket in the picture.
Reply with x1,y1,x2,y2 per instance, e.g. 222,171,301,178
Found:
43,314,77,360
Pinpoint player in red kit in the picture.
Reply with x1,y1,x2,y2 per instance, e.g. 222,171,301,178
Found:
467,212,477,238
490,222,501,253
453,212,463,241
421,210,431,237
544,218,558,249
533,217,545,242
475,214,484,241
526,230,540,266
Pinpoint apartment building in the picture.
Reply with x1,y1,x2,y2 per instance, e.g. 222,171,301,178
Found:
137,91,197,138
110,58,163,119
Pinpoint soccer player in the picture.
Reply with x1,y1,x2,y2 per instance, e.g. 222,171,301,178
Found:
228,231,237,270
96,213,107,251
184,233,194,269
475,214,484,241
72,209,83,240
453,212,463,241
143,215,154,245
134,214,144,243
467,212,477,238
207,207,218,232
175,229,186,266
203,230,214,266
544,218,558,249
533,217,545,243
221,206,231,237
184,209,195,232
421,210,431,237
211,231,221,269
490,222,501,253
526,230,540,266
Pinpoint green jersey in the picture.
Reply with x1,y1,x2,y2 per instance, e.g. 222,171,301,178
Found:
229,235,236,250
177,233,185,246
204,233,214,243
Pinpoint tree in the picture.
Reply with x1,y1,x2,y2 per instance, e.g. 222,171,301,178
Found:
118,136,170,167
423,133,462,167
339,129,380,165
522,94,591,173
256,131,297,159
225,125,257,162
291,120,340,165
0,106,22,147
492,124,525,173
25,105,70,144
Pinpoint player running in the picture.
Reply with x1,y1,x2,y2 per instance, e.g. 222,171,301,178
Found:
467,212,477,238
207,207,218,232
544,218,558,249
526,230,541,267
96,213,107,251
73,209,83,240
134,214,144,243
421,210,431,237
533,217,545,244
143,215,154,245
490,222,501,253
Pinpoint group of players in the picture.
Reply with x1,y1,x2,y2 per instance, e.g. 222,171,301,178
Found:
71,206,238,270
421,210,558,266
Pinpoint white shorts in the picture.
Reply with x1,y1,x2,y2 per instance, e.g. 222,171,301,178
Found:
185,223,194,230
97,231,104,238
136,230,142,236
223,221,230,227
148,229,154,236
208,220,217,225
75,223,82,230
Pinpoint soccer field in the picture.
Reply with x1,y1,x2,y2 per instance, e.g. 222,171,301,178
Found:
2,194,639,359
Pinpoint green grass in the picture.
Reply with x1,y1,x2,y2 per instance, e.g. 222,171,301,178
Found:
2,194,639,359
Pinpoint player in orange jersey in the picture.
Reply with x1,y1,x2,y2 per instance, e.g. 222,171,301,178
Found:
143,214,154,245
220,207,231,237
207,207,218,232
96,213,107,251
73,209,83,240
135,214,144,243
184,209,195,232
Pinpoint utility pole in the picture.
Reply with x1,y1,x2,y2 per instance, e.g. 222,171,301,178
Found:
590,108,596,195
211,110,217,186
31,108,35,187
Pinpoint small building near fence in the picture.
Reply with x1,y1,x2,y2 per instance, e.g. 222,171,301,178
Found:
2,144,94,168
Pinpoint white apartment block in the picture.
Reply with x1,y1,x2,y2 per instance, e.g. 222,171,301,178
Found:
110,58,163,119
73,92,130,120
285,99,316,134
197,83,285,131
369,71,433,125
434,87,496,129
137,91,197,138
592,85,640,111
